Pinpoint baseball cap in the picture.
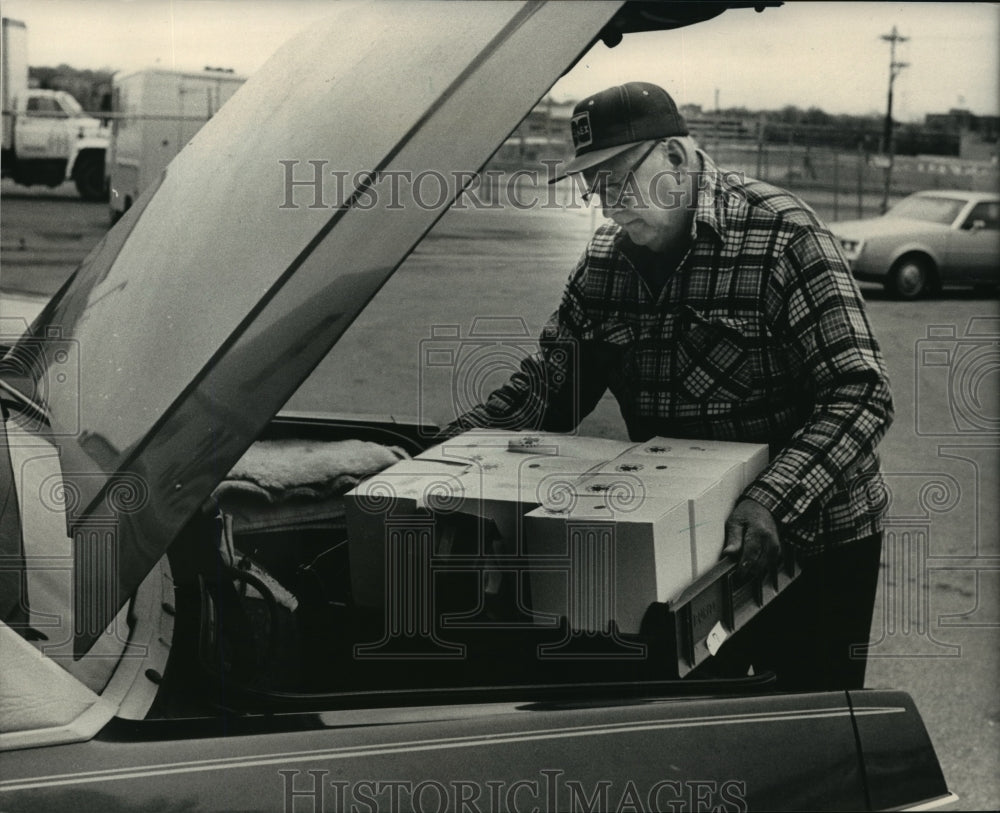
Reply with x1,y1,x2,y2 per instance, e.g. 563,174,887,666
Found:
549,82,688,183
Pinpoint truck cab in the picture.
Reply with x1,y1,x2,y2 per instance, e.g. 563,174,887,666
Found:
1,17,110,200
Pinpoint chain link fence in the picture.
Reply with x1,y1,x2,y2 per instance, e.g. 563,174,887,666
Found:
486,116,999,225
699,120,998,223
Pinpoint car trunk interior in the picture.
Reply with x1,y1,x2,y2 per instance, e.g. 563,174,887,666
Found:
154,414,772,716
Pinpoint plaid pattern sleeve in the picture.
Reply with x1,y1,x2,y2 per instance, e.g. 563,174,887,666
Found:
740,222,894,541
442,251,610,437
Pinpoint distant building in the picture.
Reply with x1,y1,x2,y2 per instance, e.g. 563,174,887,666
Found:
679,105,757,144
925,109,998,162
487,97,761,172
488,96,574,170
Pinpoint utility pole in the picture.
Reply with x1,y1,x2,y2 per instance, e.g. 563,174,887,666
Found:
880,25,909,214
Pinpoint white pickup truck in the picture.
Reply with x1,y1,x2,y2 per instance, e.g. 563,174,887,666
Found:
1,17,110,200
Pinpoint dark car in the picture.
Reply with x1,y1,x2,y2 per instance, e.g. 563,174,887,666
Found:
831,190,1000,299
1,2,956,811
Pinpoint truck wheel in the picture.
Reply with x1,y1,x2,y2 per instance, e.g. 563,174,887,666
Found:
73,154,109,202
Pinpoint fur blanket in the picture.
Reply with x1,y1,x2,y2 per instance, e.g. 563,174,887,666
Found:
211,439,408,504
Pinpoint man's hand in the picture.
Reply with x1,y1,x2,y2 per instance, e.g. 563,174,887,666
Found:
722,498,782,581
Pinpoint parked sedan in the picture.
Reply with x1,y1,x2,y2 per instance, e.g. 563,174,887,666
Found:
831,190,1000,299
1,2,956,811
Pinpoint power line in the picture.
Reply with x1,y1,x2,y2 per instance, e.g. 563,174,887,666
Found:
880,25,909,214
881,25,909,148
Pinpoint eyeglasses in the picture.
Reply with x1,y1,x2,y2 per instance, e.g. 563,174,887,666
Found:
581,140,660,205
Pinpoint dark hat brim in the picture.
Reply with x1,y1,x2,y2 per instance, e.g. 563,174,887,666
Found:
546,139,648,184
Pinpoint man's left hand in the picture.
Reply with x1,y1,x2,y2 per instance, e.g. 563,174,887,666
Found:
722,498,782,581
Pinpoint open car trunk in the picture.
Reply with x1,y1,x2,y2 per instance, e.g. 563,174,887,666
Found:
160,410,738,702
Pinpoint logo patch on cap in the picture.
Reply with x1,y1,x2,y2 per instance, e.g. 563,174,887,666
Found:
571,111,593,149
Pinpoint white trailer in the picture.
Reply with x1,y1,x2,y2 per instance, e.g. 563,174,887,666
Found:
109,68,245,221
1,17,28,153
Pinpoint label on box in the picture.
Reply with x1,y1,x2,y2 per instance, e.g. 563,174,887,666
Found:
706,621,728,656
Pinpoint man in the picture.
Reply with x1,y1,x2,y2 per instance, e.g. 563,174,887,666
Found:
444,83,893,691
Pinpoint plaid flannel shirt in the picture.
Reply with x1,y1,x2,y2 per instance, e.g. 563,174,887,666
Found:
448,152,893,554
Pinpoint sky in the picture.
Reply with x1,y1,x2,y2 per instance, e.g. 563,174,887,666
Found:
2,0,998,121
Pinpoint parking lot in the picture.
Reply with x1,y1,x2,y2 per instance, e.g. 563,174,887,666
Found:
2,177,998,809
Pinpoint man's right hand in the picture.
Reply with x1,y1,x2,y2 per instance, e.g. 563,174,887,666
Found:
722,498,782,581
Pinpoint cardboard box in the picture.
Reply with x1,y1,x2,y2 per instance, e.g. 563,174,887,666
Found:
624,436,770,488
523,481,695,635
657,475,730,579
447,453,596,544
604,437,770,582
345,451,598,606
345,458,472,607
347,431,770,626
522,468,736,633
595,455,742,577
418,428,635,462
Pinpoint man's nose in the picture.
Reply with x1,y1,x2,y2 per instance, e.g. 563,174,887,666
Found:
602,196,628,219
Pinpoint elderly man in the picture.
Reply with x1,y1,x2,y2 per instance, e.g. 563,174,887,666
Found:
445,82,893,691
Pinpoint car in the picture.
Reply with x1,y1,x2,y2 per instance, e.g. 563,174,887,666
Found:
830,189,1000,300
0,2,957,811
